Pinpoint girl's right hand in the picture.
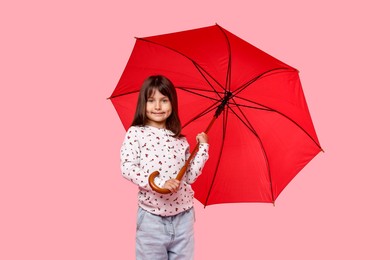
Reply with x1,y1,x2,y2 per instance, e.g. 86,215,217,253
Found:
162,179,180,193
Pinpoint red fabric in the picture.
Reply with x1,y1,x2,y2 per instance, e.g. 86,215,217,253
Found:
110,24,322,205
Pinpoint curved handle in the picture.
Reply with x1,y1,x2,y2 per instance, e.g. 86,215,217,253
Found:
148,159,192,194
148,171,171,194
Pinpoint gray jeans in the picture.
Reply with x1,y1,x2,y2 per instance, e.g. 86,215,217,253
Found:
136,207,195,260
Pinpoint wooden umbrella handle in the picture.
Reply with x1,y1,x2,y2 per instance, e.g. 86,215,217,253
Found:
148,116,217,194
148,142,200,194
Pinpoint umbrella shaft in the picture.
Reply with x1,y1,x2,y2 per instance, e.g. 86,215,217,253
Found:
215,91,232,118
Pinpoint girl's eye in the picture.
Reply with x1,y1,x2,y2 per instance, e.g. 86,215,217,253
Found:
162,99,169,103
147,99,154,102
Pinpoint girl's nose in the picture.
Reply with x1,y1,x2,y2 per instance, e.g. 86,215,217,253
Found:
155,102,161,109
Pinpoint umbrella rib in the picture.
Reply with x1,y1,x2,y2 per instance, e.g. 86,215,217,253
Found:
108,90,140,100
176,86,222,102
191,62,225,99
231,103,273,111
181,102,219,129
204,107,229,206
227,103,257,136
216,24,232,92
182,92,231,129
233,68,295,97
234,96,323,151
137,37,226,94
227,100,275,202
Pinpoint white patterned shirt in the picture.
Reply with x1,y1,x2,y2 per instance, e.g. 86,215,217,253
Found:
121,125,209,216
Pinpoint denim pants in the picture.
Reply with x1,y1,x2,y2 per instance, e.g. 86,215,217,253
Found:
136,207,195,260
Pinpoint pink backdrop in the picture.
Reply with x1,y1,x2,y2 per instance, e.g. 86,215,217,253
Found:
1,0,389,259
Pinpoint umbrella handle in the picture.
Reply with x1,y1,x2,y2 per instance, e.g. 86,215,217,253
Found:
148,143,200,194
148,116,217,194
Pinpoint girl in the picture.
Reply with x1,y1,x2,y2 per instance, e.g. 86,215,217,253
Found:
120,75,209,260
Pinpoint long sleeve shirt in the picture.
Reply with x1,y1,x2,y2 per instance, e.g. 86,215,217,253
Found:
120,125,209,216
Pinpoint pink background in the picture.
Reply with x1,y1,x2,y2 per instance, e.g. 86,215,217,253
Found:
1,0,389,259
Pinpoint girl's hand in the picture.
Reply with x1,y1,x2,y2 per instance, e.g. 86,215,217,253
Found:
162,179,180,193
196,132,208,144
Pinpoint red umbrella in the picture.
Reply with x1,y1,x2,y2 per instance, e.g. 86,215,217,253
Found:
109,24,322,206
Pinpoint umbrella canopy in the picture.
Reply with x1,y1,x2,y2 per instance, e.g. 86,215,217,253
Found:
109,24,322,206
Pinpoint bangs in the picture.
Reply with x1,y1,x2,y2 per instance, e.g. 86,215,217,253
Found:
146,85,171,100
145,86,157,98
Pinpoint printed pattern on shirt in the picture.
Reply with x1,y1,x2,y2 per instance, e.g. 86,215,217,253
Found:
121,125,209,216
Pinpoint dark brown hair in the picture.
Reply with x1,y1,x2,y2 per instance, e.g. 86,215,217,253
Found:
131,75,182,137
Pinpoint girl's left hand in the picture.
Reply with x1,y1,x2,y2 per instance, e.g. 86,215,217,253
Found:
196,132,208,144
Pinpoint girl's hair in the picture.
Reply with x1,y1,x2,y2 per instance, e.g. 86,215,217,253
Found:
131,75,182,137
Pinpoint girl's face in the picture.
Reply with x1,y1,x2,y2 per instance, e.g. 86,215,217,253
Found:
145,89,172,128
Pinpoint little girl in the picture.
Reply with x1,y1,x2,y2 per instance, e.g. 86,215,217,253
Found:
120,75,209,260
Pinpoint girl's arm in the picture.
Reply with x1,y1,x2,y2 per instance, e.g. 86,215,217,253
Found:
185,142,209,184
